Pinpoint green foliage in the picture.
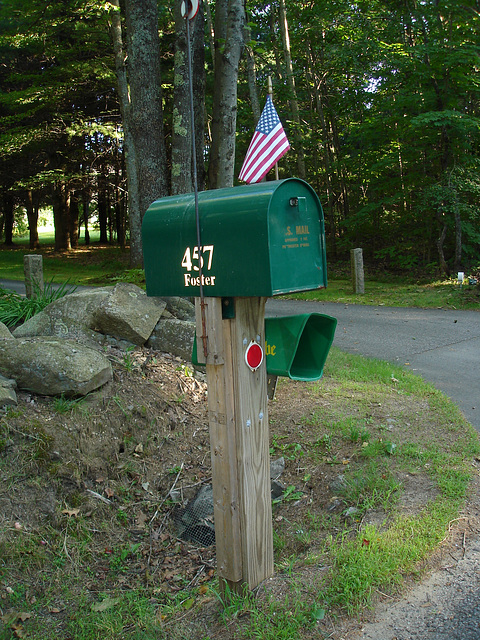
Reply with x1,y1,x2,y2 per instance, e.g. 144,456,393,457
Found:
52,394,86,414
66,590,160,640
0,280,75,327
337,460,402,514
1,0,479,271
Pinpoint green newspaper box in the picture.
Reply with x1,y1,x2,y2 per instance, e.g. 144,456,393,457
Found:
264,313,337,380
142,178,327,298
193,313,337,382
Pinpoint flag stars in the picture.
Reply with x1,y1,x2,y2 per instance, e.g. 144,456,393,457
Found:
257,98,280,135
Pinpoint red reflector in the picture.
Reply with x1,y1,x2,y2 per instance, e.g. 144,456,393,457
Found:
245,341,264,372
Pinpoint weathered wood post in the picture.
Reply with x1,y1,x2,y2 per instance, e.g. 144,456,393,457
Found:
23,254,44,299
195,296,273,592
351,247,365,294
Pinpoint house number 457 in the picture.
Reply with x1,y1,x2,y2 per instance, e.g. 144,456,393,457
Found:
181,245,214,272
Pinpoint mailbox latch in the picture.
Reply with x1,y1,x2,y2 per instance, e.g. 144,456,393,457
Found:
289,196,307,213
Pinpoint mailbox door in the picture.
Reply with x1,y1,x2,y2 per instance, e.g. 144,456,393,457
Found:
268,180,327,294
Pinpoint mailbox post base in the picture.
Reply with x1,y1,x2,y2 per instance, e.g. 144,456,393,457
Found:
196,297,274,594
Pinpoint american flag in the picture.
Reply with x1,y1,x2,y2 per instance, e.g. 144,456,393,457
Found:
238,96,290,184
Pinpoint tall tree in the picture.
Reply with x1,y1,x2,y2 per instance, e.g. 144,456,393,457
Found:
277,0,305,179
0,0,120,251
171,2,205,195
208,0,246,188
124,0,168,265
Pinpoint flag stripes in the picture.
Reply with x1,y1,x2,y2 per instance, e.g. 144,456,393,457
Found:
239,96,290,184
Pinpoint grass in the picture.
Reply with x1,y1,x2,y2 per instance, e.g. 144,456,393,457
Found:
1,347,479,638
0,280,76,327
1,233,479,309
0,232,137,288
288,274,480,310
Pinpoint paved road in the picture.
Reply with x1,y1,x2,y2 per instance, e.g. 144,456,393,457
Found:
266,298,480,431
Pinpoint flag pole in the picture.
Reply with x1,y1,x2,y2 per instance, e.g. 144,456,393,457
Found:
267,76,279,180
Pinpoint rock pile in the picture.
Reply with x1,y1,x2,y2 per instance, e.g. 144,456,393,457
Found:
0,283,196,406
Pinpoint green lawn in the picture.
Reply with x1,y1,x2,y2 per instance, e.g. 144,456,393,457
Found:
1,231,479,309
288,275,480,310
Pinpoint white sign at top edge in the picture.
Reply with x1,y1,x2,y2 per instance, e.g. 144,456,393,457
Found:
181,0,199,19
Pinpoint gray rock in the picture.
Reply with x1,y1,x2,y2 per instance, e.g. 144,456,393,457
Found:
13,312,106,347
271,479,286,501
270,456,285,479
92,283,166,345
0,374,17,407
0,322,14,340
176,484,215,543
0,375,16,390
0,337,112,396
329,474,348,494
12,310,53,338
147,318,195,361
12,284,165,347
13,288,112,339
175,484,216,546
160,297,196,321
327,497,343,512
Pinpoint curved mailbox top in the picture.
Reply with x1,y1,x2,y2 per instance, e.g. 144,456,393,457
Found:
142,178,327,298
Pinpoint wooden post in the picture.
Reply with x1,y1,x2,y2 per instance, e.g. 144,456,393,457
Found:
195,297,274,593
351,248,365,294
23,254,44,299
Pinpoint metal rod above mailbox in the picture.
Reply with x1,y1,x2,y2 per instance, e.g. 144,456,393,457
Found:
142,178,327,298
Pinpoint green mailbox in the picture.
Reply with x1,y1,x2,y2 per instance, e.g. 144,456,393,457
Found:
142,178,327,298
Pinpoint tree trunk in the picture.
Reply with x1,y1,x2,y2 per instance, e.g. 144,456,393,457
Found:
208,0,245,189
3,192,14,246
52,183,71,251
192,9,206,193
171,2,205,195
244,24,261,124
109,0,140,261
107,189,114,243
97,172,109,244
435,210,449,276
124,0,168,264
307,44,337,257
115,147,126,249
278,0,305,179
204,0,216,72
69,192,80,249
25,190,40,250
453,190,462,273
82,188,91,245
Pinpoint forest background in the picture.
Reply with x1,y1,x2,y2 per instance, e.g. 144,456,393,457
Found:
0,0,479,276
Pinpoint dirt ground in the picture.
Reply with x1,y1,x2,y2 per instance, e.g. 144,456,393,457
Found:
1,345,479,639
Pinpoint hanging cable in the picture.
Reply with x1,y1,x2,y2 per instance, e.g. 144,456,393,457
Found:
183,0,208,358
